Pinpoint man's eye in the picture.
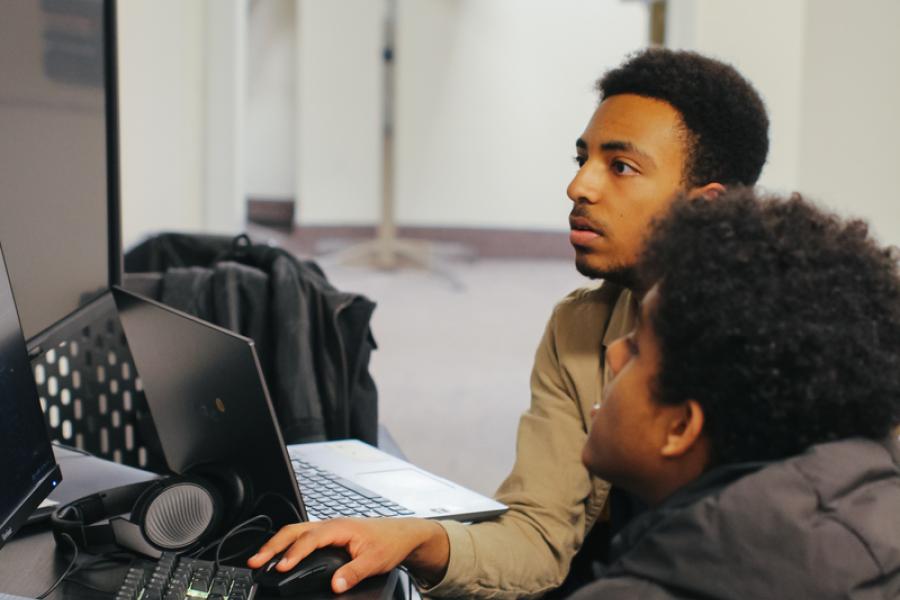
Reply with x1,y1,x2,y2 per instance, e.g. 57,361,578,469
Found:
611,160,637,175
573,155,587,168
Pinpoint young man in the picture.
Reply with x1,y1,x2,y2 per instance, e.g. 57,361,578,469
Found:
248,49,770,597
572,189,900,599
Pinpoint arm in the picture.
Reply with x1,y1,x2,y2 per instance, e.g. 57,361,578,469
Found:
424,297,611,598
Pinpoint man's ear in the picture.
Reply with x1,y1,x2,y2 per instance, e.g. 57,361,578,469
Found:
660,400,705,458
688,182,725,200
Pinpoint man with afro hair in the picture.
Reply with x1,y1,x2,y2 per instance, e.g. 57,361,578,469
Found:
573,188,900,599
249,48,771,598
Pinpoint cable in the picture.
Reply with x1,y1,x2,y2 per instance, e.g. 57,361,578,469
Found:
76,552,134,570
252,491,303,522
185,491,300,560
40,546,133,597
213,527,272,563
36,533,79,599
215,514,273,571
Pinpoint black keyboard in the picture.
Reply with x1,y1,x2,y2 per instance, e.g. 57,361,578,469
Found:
291,459,415,520
114,553,256,600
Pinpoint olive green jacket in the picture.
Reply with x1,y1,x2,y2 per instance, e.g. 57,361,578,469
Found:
426,282,637,599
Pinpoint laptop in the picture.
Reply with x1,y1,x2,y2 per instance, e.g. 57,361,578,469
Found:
112,286,507,523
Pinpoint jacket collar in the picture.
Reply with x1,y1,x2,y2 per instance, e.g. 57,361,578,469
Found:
606,460,766,566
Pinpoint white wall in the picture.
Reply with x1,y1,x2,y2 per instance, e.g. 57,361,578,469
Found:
121,2,900,244
294,0,385,224
667,0,900,246
796,0,900,246
117,1,207,248
246,0,296,199
118,0,247,248
667,0,808,194
293,0,649,228
204,1,247,234
394,0,648,229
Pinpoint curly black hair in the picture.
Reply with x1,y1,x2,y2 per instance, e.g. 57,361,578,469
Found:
638,188,900,466
598,48,769,188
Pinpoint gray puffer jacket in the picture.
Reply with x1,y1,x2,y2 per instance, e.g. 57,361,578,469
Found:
569,438,900,599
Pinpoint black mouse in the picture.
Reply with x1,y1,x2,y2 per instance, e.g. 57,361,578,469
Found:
254,547,352,596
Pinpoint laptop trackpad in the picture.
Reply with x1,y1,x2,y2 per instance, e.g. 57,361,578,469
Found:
354,469,452,498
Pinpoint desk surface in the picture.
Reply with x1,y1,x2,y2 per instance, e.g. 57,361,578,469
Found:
0,445,401,600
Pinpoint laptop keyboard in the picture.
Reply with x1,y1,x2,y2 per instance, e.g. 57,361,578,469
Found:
291,458,415,520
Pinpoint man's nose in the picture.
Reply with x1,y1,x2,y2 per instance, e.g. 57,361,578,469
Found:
567,163,603,205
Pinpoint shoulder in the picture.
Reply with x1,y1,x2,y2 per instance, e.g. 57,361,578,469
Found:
545,280,630,347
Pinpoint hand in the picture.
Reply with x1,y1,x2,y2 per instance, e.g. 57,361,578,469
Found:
246,517,450,594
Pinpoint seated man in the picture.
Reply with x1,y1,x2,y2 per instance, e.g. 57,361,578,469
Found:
572,188,900,599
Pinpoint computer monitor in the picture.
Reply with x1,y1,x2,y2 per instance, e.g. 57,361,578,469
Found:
0,243,62,551
0,0,120,348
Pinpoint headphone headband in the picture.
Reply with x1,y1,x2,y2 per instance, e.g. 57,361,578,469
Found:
51,480,156,554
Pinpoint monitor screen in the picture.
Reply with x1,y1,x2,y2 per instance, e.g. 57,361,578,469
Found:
0,0,113,343
0,244,61,550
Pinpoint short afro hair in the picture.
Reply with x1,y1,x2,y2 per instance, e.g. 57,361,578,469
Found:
639,188,900,466
598,48,769,188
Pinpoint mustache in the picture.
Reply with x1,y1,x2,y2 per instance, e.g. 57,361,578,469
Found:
569,207,606,234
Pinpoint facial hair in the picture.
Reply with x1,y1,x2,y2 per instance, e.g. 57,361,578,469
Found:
576,258,638,289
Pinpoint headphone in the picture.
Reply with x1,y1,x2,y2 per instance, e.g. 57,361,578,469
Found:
51,464,252,558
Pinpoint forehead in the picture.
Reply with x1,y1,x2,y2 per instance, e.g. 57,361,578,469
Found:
581,94,687,160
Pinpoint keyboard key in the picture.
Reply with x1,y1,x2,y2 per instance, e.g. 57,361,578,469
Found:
294,459,416,517
116,555,257,600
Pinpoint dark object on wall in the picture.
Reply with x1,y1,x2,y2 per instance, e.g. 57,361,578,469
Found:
247,197,295,230
124,233,379,446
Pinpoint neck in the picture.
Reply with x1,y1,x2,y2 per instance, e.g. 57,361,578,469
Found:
590,266,639,291
637,445,712,506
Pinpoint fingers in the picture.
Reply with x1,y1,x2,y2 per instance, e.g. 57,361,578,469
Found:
247,519,358,570
332,552,390,594
277,526,336,570
247,522,312,568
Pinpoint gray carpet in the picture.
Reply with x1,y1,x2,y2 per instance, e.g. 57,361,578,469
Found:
320,256,586,495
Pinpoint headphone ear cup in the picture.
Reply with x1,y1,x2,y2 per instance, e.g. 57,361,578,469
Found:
191,464,254,526
132,476,224,552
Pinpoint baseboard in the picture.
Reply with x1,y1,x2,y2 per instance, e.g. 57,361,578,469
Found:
245,224,574,260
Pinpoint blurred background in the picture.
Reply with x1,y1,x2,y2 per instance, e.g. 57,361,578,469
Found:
116,0,900,494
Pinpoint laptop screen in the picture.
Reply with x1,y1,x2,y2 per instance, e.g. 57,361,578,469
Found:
0,246,59,547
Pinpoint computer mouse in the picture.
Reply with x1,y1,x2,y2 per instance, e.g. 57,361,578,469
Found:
254,547,352,596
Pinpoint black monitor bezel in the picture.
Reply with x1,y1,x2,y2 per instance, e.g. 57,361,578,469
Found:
0,241,63,551
25,0,122,358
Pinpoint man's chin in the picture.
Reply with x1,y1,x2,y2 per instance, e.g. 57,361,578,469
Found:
574,255,636,286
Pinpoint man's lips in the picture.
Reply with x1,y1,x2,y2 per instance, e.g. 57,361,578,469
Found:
569,216,604,247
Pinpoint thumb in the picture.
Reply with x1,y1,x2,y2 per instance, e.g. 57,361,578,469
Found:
331,555,383,594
